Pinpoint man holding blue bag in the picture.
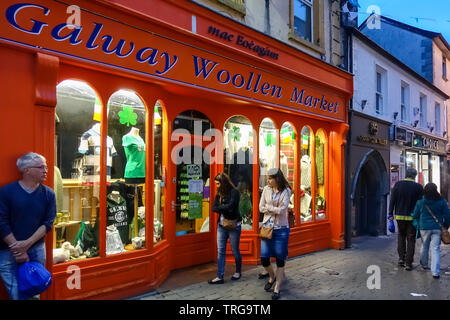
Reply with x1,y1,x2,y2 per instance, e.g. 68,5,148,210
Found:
0,152,56,299
388,168,423,271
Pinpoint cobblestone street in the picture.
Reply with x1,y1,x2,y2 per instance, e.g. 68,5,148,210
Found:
134,234,450,300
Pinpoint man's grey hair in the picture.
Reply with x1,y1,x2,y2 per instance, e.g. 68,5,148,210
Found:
405,168,418,179
16,152,46,172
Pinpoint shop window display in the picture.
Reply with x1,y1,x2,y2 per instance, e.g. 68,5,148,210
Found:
224,116,254,230
300,126,313,222
280,122,296,226
173,111,212,235
153,100,164,243
315,129,327,221
106,90,147,255
54,80,103,263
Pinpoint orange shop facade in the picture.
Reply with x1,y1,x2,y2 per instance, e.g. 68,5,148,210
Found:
0,0,353,299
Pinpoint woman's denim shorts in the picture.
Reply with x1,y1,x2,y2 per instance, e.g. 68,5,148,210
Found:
260,227,290,261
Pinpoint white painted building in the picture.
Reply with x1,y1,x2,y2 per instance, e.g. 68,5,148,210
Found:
351,29,449,192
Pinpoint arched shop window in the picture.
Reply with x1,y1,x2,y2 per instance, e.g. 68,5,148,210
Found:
173,110,213,235
224,116,254,230
259,117,278,192
315,129,327,221
153,100,164,243
54,80,102,262
280,122,296,226
300,126,314,223
106,90,147,255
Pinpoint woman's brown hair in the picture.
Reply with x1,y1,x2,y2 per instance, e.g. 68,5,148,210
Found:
214,172,236,198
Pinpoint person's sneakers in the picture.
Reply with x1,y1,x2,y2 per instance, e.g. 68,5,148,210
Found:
398,260,406,267
433,274,440,279
208,277,224,284
421,264,430,270
405,264,413,271
231,273,241,281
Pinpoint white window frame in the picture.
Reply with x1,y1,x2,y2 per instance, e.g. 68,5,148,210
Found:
375,67,386,115
434,103,441,133
443,55,447,80
293,0,314,42
400,82,410,123
419,94,427,129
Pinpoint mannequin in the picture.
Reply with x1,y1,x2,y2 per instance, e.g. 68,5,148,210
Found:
78,122,117,184
122,127,146,184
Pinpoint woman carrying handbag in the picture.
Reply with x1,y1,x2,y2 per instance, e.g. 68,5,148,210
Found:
209,173,241,284
259,168,291,300
412,183,450,279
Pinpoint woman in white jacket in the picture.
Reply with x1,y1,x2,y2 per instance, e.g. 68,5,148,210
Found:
259,168,291,300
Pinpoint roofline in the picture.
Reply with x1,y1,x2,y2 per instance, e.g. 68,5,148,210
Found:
350,27,450,100
359,14,450,53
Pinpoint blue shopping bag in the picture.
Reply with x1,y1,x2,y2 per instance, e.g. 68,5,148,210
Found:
18,261,52,298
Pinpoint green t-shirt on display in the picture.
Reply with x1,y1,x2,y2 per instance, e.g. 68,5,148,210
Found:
122,133,146,178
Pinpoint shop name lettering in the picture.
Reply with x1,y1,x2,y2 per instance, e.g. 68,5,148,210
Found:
357,135,388,146
5,3,338,115
193,57,339,113
207,26,279,60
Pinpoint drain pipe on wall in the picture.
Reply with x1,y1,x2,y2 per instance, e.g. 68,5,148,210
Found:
265,0,270,35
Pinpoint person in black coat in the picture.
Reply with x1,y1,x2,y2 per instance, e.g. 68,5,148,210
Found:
209,173,241,284
388,168,423,270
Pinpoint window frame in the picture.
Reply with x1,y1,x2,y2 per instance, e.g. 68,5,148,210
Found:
419,94,427,129
442,54,447,80
400,82,410,123
375,71,383,114
289,0,325,54
434,102,441,134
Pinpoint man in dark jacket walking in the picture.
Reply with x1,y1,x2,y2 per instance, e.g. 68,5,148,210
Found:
388,168,423,270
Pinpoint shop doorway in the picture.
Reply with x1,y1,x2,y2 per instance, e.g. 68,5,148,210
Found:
170,110,216,269
351,150,389,237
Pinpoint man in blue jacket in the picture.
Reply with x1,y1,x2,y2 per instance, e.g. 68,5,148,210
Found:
388,168,423,270
0,152,56,299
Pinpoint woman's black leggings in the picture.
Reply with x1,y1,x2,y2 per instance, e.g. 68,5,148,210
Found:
261,257,285,268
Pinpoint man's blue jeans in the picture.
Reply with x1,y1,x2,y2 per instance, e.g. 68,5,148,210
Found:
216,224,241,279
420,229,442,276
0,242,46,300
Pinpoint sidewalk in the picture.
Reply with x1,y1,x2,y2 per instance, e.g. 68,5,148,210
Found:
132,233,450,300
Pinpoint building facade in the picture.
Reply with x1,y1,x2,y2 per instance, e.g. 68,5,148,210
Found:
346,28,448,243
359,15,450,201
0,0,352,299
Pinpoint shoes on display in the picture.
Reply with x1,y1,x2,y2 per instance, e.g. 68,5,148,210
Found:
264,278,276,292
208,278,224,284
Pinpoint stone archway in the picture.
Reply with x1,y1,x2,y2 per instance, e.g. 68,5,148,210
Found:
350,150,389,236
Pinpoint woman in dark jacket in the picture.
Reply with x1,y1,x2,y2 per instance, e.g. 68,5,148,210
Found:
412,183,450,279
209,172,241,284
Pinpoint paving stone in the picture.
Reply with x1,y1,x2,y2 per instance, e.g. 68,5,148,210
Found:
134,234,450,300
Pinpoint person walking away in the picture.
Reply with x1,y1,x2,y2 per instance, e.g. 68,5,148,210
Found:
259,168,291,300
388,168,423,270
0,152,56,299
412,183,450,279
209,173,241,284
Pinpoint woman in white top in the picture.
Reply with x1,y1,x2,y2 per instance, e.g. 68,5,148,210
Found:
259,168,291,300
